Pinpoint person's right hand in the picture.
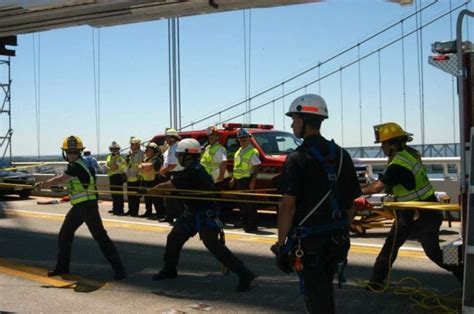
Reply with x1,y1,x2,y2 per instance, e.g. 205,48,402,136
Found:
353,196,372,210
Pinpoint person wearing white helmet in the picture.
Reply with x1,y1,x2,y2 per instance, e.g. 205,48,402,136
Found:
105,141,127,216
149,138,255,292
273,94,361,313
138,142,164,218
124,136,144,217
158,128,183,223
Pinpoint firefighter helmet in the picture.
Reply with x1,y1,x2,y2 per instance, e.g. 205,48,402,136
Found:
130,137,141,145
237,128,251,138
145,142,160,153
207,126,219,136
61,135,84,152
109,141,121,150
373,122,413,144
286,94,329,119
176,138,201,154
165,128,182,139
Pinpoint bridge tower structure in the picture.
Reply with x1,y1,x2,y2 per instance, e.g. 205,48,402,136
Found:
0,36,16,164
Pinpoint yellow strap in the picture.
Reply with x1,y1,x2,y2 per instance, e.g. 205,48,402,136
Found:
382,201,460,211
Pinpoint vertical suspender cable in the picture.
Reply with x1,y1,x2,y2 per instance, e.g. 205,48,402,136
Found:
173,19,178,129
98,29,101,158
401,20,407,129
168,19,172,127
33,33,41,161
377,49,382,124
243,10,248,123
318,62,321,95
282,83,285,131
416,0,425,152
339,68,344,146
248,9,252,123
177,18,181,130
92,28,100,158
272,100,275,125
357,44,363,157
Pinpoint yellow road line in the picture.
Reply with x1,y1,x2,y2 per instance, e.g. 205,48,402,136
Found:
0,257,106,291
5,209,427,259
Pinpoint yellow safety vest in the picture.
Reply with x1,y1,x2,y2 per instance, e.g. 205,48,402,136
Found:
200,143,225,175
390,150,435,202
106,154,126,176
127,150,144,182
140,156,160,182
233,146,259,180
68,159,97,205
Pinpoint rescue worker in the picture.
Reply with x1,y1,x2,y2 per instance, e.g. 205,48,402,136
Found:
200,126,229,185
358,122,463,290
200,126,229,219
83,148,101,176
274,94,361,313
125,137,144,217
104,141,126,216
148,138,255,292
158,128,183,223
230,128,261,233
138,142,164,218
36,135,125,280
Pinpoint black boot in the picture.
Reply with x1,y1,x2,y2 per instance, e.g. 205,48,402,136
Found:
47,268,69,277
152,268,177,281
237,268,255,292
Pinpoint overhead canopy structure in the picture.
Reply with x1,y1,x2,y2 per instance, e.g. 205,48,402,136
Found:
0,0,414,37
0,0,320,37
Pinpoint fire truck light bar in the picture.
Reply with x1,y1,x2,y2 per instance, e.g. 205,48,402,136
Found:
223,123,274,130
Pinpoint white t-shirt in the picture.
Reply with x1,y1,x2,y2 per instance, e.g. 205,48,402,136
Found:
163,142,183,172
213,146,227,163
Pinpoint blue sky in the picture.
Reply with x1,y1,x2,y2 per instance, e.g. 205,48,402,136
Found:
4,0,473,157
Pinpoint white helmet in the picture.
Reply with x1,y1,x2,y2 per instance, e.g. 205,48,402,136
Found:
286,94,328,119
165,128,182,139
176,138,201,154
130,137,141,145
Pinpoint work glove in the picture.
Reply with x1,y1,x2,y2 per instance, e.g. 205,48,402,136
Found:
353,196,372,211
271,244,293,274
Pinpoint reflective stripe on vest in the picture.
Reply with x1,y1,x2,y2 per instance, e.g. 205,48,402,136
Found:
68,159,96,205
200,143,224,175
233,146,259,179
106,154,125,176
390,150,435,202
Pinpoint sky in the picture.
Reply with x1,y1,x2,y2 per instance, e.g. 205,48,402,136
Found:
2,0,473,158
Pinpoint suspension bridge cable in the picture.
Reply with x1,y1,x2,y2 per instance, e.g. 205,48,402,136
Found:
32,33,41,161
181,0,439,130
214,1,467,127
357,44,363,155
339,67,344,146
417,0,426,149
243,10,248,123
450,0,457,145
318,62,321,95
281,83,285,131
98,28,101,158
168,19,172,127
92,28,99,157
401,19,407,130
177,18,181,130
248,9,252,123
377,49,382,124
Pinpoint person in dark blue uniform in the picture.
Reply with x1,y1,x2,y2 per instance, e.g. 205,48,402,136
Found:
37,135,125,280
148,138,255,292
274,94,361,313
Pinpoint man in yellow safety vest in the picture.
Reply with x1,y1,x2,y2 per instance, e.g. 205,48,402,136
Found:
105,141,127,216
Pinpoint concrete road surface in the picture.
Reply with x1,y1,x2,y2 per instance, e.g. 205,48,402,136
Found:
0,196,463,313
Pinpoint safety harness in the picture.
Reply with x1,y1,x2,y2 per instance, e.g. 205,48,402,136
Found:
282,140,349,293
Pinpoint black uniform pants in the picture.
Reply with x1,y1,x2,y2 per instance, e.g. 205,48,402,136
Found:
109,174,124,214
54,200,124,273
300,234,348,314
234,177,257,230
370,210,459,284
126,181,141,216
142,179,164,216
162,217,245,273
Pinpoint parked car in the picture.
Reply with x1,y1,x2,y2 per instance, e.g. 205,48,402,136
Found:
0,162,36,199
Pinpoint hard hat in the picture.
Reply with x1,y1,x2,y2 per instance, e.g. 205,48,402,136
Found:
145,142,159,152
130,137,141,145
286,94,329,119
165,128,182,139
373,122,413,143
176,138,201,154
109,141,121,150
206,126,219,136
61,135,84,152
83,148,91,155
236,128,251,138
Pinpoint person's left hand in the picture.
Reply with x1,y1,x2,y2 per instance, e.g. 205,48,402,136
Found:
271,244,293,274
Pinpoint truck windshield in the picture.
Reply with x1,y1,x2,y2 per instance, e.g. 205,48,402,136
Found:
253,131,302,155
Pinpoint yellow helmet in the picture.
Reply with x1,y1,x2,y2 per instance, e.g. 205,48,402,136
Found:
373,122,413,144
61,135,85,152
